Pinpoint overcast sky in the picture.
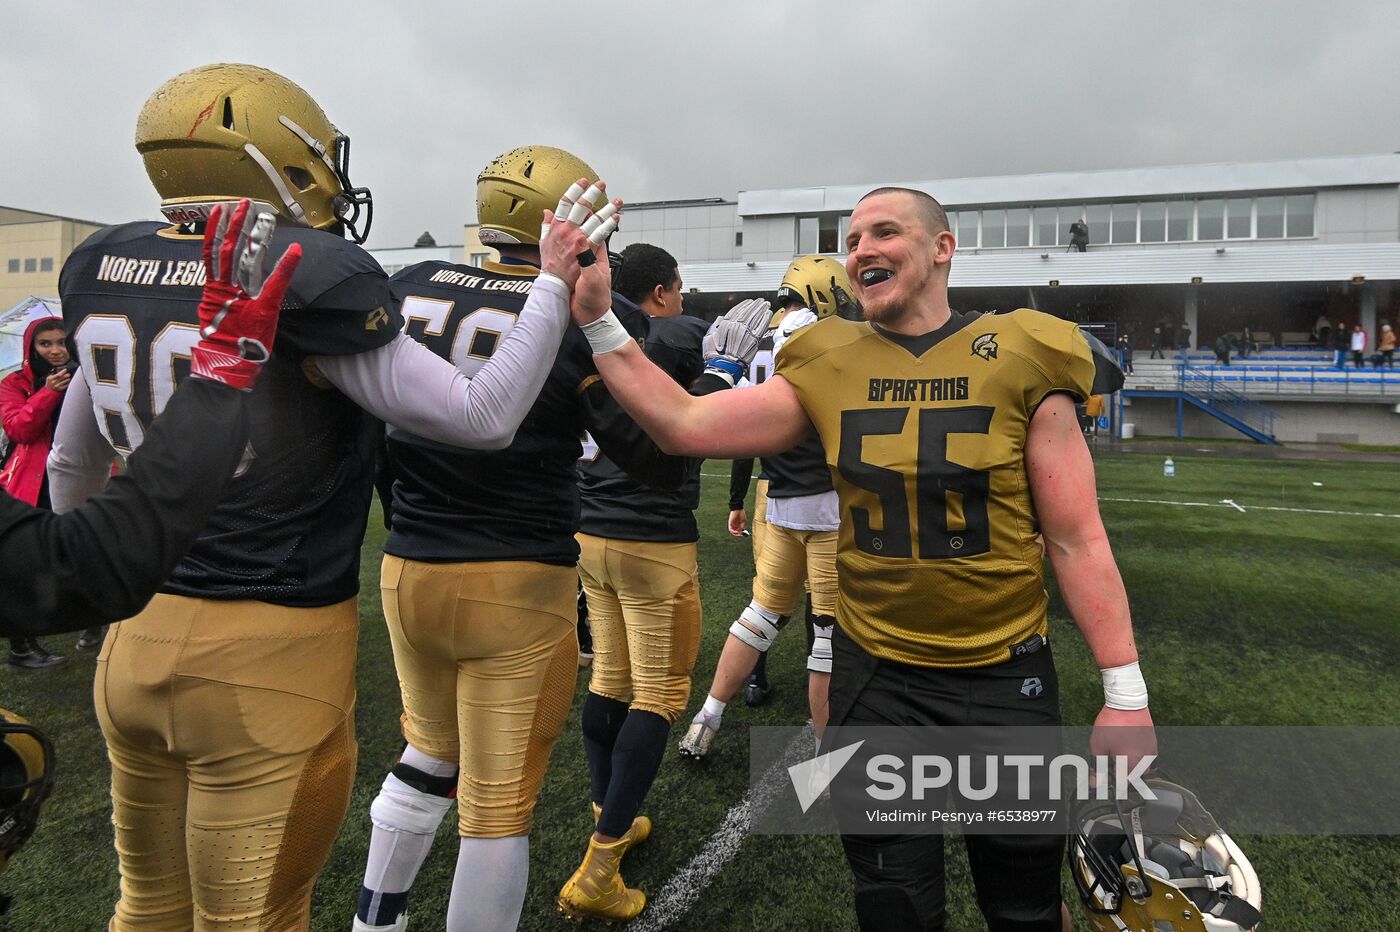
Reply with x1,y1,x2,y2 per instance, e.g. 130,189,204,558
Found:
4,0,1398,247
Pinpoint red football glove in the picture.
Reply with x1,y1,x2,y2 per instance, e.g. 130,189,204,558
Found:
191,199,302,391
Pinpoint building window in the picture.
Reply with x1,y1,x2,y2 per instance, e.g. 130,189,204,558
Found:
838,215,851,252
1086,204,1111,246
1110,203,1137,244
1197,199,1225,240
796,217,818,254
981,209,1006,248
734,231,743,247
1255,196,1285,238
1166,201,1194,241
1005,208,1030,247
818,214,841,253
23,258,36,273
5,259,17,273
955,210,978,248
40,257,54,272
1033,207,1059,247
1139,202,1166,243
1226,198,1252,238
1285,194,1314,237
469,252,490,267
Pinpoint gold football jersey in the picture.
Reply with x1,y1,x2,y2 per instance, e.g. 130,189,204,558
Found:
776,308,1095,668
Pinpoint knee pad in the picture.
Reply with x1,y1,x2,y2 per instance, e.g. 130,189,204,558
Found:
729,601,788,653
807,614,835,673
371,765,457,835
854,886,940,932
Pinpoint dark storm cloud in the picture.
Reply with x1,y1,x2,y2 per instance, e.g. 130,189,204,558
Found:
2,0,1397,247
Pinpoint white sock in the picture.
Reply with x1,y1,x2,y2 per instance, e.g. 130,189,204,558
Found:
700,694,727,722
446,835,529,932
359,748,457,925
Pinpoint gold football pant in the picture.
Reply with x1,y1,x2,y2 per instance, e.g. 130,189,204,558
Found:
576,534,702,724
95,594,358,932
751,521,838,617
380,555,576,838
751,479,769,571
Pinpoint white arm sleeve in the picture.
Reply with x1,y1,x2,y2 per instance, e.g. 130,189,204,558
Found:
313,272,571,450
47,368,118,513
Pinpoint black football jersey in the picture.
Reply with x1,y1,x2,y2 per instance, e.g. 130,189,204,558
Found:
577,314,709,542
59,220,400,606
383,260,654,565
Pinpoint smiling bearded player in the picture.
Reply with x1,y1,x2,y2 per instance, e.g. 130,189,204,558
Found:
562,185,1152,931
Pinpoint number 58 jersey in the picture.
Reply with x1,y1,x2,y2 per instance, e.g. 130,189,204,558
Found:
58,220,400,606
775,308,1095,669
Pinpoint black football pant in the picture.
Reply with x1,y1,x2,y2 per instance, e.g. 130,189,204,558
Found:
827,624,1064,932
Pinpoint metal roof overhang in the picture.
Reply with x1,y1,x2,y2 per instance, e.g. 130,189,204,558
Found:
680,242,1400,294
736,155,1400,215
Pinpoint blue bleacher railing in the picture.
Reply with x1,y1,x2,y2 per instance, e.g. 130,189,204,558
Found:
1175,358,1279,439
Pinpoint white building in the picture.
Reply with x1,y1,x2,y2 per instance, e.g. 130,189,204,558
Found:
643,155,1400,444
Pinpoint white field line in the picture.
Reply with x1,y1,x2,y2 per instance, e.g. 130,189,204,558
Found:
1099,496,1400,519
631,727,813,932
703,474,1400,520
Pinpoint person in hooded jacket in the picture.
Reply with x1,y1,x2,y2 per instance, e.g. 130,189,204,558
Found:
0,317,77,668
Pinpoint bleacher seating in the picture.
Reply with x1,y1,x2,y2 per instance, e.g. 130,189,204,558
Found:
1123,351,1400,396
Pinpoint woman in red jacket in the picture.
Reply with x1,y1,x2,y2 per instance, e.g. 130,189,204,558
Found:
0,317,75,668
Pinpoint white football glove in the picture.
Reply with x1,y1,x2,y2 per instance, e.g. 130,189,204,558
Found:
703,298,771,383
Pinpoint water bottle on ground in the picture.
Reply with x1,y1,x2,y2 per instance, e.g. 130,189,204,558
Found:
1164,458,1175,478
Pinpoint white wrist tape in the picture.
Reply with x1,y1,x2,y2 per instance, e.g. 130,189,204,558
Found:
581,308,632,355
1101,661,1149,711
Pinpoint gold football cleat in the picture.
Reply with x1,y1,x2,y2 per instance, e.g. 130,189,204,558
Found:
592,802,651,854
557,835,645,924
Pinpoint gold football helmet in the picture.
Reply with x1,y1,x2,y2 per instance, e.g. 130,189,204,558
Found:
1071,778,1261,931
776,255,861,320
0,709,54,875
476,146,597,246
136,63,372,242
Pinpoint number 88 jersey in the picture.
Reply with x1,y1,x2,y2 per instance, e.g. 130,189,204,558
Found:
775,308,1096,669
58,220,399,606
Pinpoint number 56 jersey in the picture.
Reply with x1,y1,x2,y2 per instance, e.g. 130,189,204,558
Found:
775,308,1095,670
58,220,400,606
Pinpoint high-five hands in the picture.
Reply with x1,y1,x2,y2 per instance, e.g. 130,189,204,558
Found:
193,199,301,391
703,298,772,383
541,178,622,327
540,178,621,302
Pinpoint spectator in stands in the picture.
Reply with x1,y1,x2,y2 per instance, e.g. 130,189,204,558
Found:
1333,323,1349,368
1150,319,1165,359
1350,324,1368,369
1068,217,1088,252
1116,333,1133,374
1314,313,1331,348
1178,324,1193,353
1163,321,1177,354
1214,332,1232,366
1378,323,1395,369
1240,326,1255,360
0,318,72,669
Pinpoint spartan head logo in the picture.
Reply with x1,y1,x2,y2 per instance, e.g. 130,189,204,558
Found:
971,332,999,360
